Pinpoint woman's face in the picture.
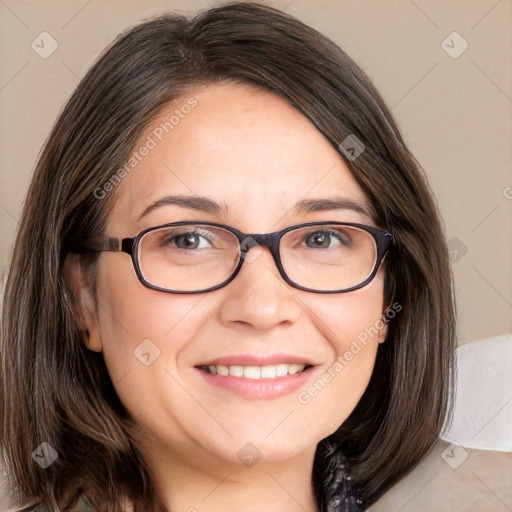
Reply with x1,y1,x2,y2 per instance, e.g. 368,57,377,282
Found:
80,82,387,469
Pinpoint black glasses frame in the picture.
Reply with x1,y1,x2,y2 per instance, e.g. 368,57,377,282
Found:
65,221,393,294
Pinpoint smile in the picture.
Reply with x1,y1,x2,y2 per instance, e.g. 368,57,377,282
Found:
195,359,317,400
199,363,310,379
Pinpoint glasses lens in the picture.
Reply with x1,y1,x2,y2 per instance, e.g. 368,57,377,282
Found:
280,224,377,291
138,224,240,292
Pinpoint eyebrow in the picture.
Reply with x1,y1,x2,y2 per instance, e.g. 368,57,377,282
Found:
294,196,374,219
138,195,226,220
137,194,374,221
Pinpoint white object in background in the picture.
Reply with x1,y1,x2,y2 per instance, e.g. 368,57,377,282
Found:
441,333,512,452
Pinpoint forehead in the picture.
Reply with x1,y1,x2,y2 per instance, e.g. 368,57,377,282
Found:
109,82,372,231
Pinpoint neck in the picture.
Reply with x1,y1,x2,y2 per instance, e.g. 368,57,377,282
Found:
140,436,321,512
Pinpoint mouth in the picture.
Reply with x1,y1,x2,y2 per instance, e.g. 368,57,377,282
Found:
197,363,313,379
194,356,318,399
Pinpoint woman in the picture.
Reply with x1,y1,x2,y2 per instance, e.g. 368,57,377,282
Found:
0,2,456,511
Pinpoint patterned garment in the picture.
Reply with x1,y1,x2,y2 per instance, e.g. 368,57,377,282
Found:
66,491,96,512
320,445,365,512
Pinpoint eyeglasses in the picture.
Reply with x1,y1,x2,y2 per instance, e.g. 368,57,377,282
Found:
65,221,393,294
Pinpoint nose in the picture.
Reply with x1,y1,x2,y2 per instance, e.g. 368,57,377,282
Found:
218,242,302,331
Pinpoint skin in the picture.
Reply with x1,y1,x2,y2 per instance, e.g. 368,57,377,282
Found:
72,82,388,512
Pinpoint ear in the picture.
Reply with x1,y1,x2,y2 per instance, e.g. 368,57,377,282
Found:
377,316,388,344
377,304,390,344
379,262,394,343
63,253,103,352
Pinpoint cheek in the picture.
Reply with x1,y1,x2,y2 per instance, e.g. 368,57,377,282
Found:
94,255,210,390
295,275,385,428
94,261,219,438
313,272,385,356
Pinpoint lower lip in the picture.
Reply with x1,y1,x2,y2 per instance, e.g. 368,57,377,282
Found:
195,366,316,400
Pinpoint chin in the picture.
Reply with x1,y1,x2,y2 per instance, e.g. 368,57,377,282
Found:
197,424,324,467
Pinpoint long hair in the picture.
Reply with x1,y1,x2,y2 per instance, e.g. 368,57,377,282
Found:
0,3,456,510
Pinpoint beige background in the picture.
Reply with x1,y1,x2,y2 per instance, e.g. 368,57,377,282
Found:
1,0,511,343
0,1,511,511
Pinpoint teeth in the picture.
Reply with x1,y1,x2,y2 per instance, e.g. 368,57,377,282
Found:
276,364,288,377
243,366,260,379
204,363,307,379
288,363,303,375
217,365,229,376
260,366,275,378
229,365,243,377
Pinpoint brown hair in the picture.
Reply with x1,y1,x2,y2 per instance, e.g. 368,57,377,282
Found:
0,2,456,510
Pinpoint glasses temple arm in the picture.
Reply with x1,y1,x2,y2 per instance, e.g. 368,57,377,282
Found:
64,236,128,254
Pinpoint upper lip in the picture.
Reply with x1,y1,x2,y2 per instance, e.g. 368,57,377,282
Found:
196,354,317,367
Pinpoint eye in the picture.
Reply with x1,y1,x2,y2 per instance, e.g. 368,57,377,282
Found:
304,228,351,249
160,229,215,250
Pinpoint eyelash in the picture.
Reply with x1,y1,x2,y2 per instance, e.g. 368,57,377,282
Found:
159,228,216,247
